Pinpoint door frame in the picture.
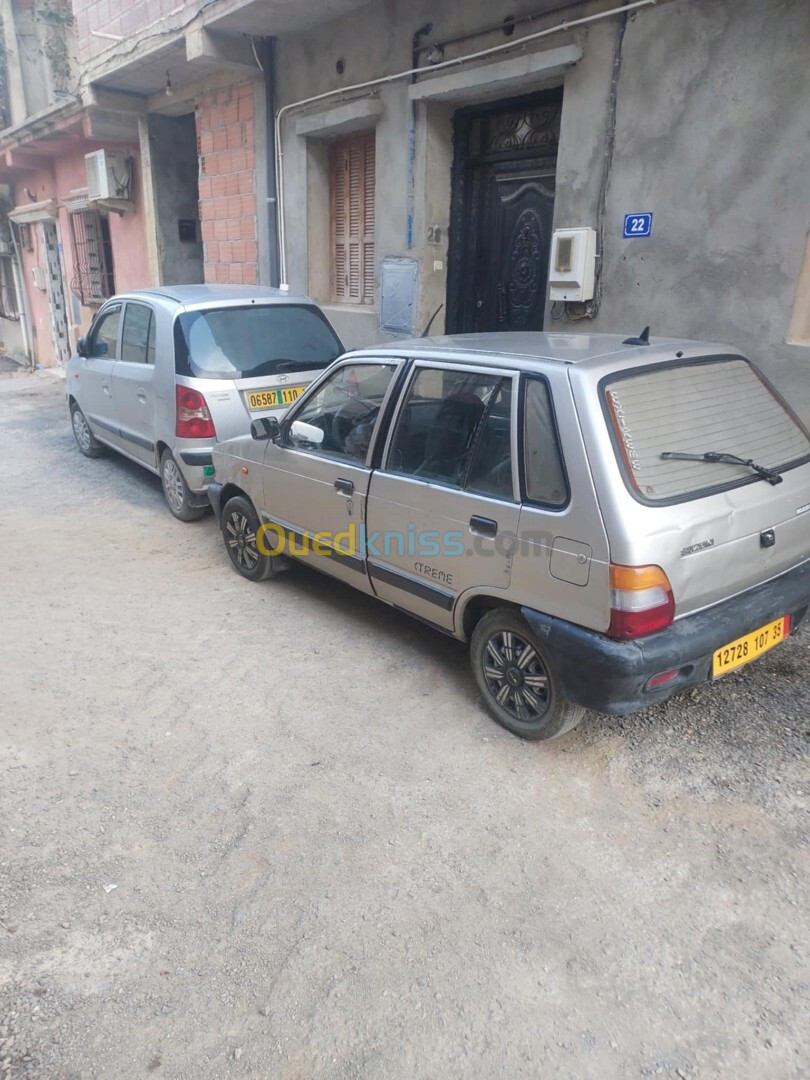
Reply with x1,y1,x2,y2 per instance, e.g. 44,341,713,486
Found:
445,87,563,335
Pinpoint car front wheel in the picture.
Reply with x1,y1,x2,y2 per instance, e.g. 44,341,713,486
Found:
470,609,585,741
160,449,206,522
221,495,276,581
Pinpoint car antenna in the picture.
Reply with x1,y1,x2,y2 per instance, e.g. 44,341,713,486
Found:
622,326,651,346
421,304,444,337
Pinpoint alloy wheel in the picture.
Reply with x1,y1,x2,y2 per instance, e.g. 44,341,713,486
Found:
225,511,260,572
162,457,187,514
72,409,92,452
482,630,551,723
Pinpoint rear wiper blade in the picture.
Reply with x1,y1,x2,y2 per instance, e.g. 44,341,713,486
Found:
660,450,783,485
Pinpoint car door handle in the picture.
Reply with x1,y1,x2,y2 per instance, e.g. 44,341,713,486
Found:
470,515,498,538
102,383,111,396
334,478,354,496
137,389,147,403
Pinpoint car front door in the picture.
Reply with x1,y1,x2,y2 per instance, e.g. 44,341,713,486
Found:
259,359,402,592
80,303,122,444
366,363,521,632
112,301,157,465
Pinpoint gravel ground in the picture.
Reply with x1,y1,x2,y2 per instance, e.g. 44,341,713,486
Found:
1,374,808,1080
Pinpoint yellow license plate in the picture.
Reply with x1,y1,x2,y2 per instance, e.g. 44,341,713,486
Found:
247,386,306,411
712,616,788,678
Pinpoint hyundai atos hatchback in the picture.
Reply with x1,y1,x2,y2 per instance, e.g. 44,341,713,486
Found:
208,332,810,740
66,285,343,520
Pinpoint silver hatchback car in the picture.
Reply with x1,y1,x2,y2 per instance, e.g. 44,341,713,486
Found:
208,332,810,740
66,285,343,520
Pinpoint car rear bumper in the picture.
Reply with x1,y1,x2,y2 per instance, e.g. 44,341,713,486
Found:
175,446,214,498
521,560,810,715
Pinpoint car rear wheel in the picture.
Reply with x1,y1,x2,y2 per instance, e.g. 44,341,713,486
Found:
470,609,585,741
221,495,276,581
160,449,206,522
70,402,104,458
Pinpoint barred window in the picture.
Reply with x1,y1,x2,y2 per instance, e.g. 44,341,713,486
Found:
329,132,375,305
68,209,115,307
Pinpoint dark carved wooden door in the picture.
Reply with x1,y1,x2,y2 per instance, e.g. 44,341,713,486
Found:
447,91,562,335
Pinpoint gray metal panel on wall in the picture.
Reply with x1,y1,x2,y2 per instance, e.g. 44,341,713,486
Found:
380,258,418,335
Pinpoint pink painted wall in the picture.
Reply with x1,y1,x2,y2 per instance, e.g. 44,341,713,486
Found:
12,142,150,367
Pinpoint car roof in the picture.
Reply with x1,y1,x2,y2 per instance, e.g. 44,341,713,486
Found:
118,284,315,306
351,331,737,370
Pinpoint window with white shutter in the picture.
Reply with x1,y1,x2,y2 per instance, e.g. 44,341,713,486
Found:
330,132,375,306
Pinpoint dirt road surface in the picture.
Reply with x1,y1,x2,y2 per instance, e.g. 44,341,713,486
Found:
1,374,808,1080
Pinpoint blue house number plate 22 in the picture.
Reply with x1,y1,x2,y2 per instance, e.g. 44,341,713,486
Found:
623,212,653,238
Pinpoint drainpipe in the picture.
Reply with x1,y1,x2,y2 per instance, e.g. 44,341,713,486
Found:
258,37,280,288
274,0,663,287
9,221,33,368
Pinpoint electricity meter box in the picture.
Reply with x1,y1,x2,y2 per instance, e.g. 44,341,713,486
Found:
548,227,597,302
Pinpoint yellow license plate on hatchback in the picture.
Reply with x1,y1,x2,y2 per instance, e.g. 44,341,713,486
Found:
247,386,306,411
712,616,788,678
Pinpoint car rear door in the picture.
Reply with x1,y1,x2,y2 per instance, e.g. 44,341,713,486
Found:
366,361,521,633
258,358,402,592
112,300,157,465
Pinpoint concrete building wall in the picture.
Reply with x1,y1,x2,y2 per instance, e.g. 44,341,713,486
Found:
553,0,810,410
273,0,810,414
196,80,259,286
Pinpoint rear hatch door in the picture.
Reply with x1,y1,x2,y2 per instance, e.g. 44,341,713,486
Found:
174,301,343,442
599,355,810,616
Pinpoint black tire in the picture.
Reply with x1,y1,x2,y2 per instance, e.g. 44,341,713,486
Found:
70,402,105,458
160,449,206,522
470,609,585,741
221,495,276,581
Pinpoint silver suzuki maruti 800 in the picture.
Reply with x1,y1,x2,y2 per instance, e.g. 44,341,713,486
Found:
208,331,810,740
67,285,343,520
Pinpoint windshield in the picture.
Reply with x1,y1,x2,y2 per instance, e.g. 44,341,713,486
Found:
603,357,810,503
174,304,343,380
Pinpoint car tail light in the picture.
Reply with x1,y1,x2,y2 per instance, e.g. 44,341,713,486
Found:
176,385,215,439
608,563,675,639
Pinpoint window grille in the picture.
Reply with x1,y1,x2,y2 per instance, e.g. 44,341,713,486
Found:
68,209,115,307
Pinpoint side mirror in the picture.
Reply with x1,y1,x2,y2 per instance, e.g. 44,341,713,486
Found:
76,336,88,358
250,416,281,441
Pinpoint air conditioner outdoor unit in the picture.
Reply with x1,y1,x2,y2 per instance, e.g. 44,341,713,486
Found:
85,149,130,201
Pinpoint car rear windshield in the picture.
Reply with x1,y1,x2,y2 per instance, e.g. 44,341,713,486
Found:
174,304,343,380
603,357,810,503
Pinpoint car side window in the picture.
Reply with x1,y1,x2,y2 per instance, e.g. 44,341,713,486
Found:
88,305,121,359
283,362,396,464
386,367,513,496
120,303,155,365
522,377,568,507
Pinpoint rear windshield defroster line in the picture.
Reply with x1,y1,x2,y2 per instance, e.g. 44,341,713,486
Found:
173,304,343,381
